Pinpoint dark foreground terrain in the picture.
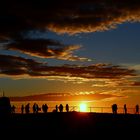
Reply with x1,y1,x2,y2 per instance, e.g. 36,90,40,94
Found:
0,112,140,138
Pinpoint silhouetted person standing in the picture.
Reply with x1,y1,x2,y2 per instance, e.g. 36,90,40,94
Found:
55,105,58,112
112,104,118,114
21,104,24,114
25,103,30,114
33,103,39,113
11,105,16,113
124,104,127,114
42,104,48,113
135,104,139,114
59,104,63,112
66,104,69,112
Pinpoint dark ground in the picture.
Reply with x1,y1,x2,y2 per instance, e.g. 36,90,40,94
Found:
0,112,140,138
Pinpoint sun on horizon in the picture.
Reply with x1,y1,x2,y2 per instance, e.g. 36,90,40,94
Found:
79,103,87,112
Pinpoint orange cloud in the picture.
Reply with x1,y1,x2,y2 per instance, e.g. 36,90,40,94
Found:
9,92,123,102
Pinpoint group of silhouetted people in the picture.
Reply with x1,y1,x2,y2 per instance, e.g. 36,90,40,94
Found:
111,103,140,114
53,104,69,112
19,103,69,114
112,104,118,114
20,103,43,114
123,104,139,114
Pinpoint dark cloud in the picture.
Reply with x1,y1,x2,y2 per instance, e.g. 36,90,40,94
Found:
0,54,43,75
0,54,136,79
3,38,90,61
0,15,33,39
1,0,140,36
0,0,139,62
0,1,139,79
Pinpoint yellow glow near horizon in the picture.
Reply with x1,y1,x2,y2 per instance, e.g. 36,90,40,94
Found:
79,103,87,112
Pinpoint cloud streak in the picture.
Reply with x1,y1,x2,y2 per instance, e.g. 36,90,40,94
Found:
0,54,136,80
3,38,90,61
9,92,123,102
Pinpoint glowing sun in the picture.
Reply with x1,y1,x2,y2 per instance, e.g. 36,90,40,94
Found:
79,103,87,112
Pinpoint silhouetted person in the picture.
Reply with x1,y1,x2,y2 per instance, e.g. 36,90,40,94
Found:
21,104,24,114
33,103,36,113
11,105,16,113
124,104,127,114
135,104,139,114
33,103,39,113
25,103,30,114
55,105,58,112
45,104,48,113
59,104,63,112
112,104,118,114
66,104,69,112
42,104,48,113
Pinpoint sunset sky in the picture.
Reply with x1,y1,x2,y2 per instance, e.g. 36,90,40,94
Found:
0,0,140,108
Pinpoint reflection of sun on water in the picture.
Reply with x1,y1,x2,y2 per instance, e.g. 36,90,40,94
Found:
79,103,87,112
